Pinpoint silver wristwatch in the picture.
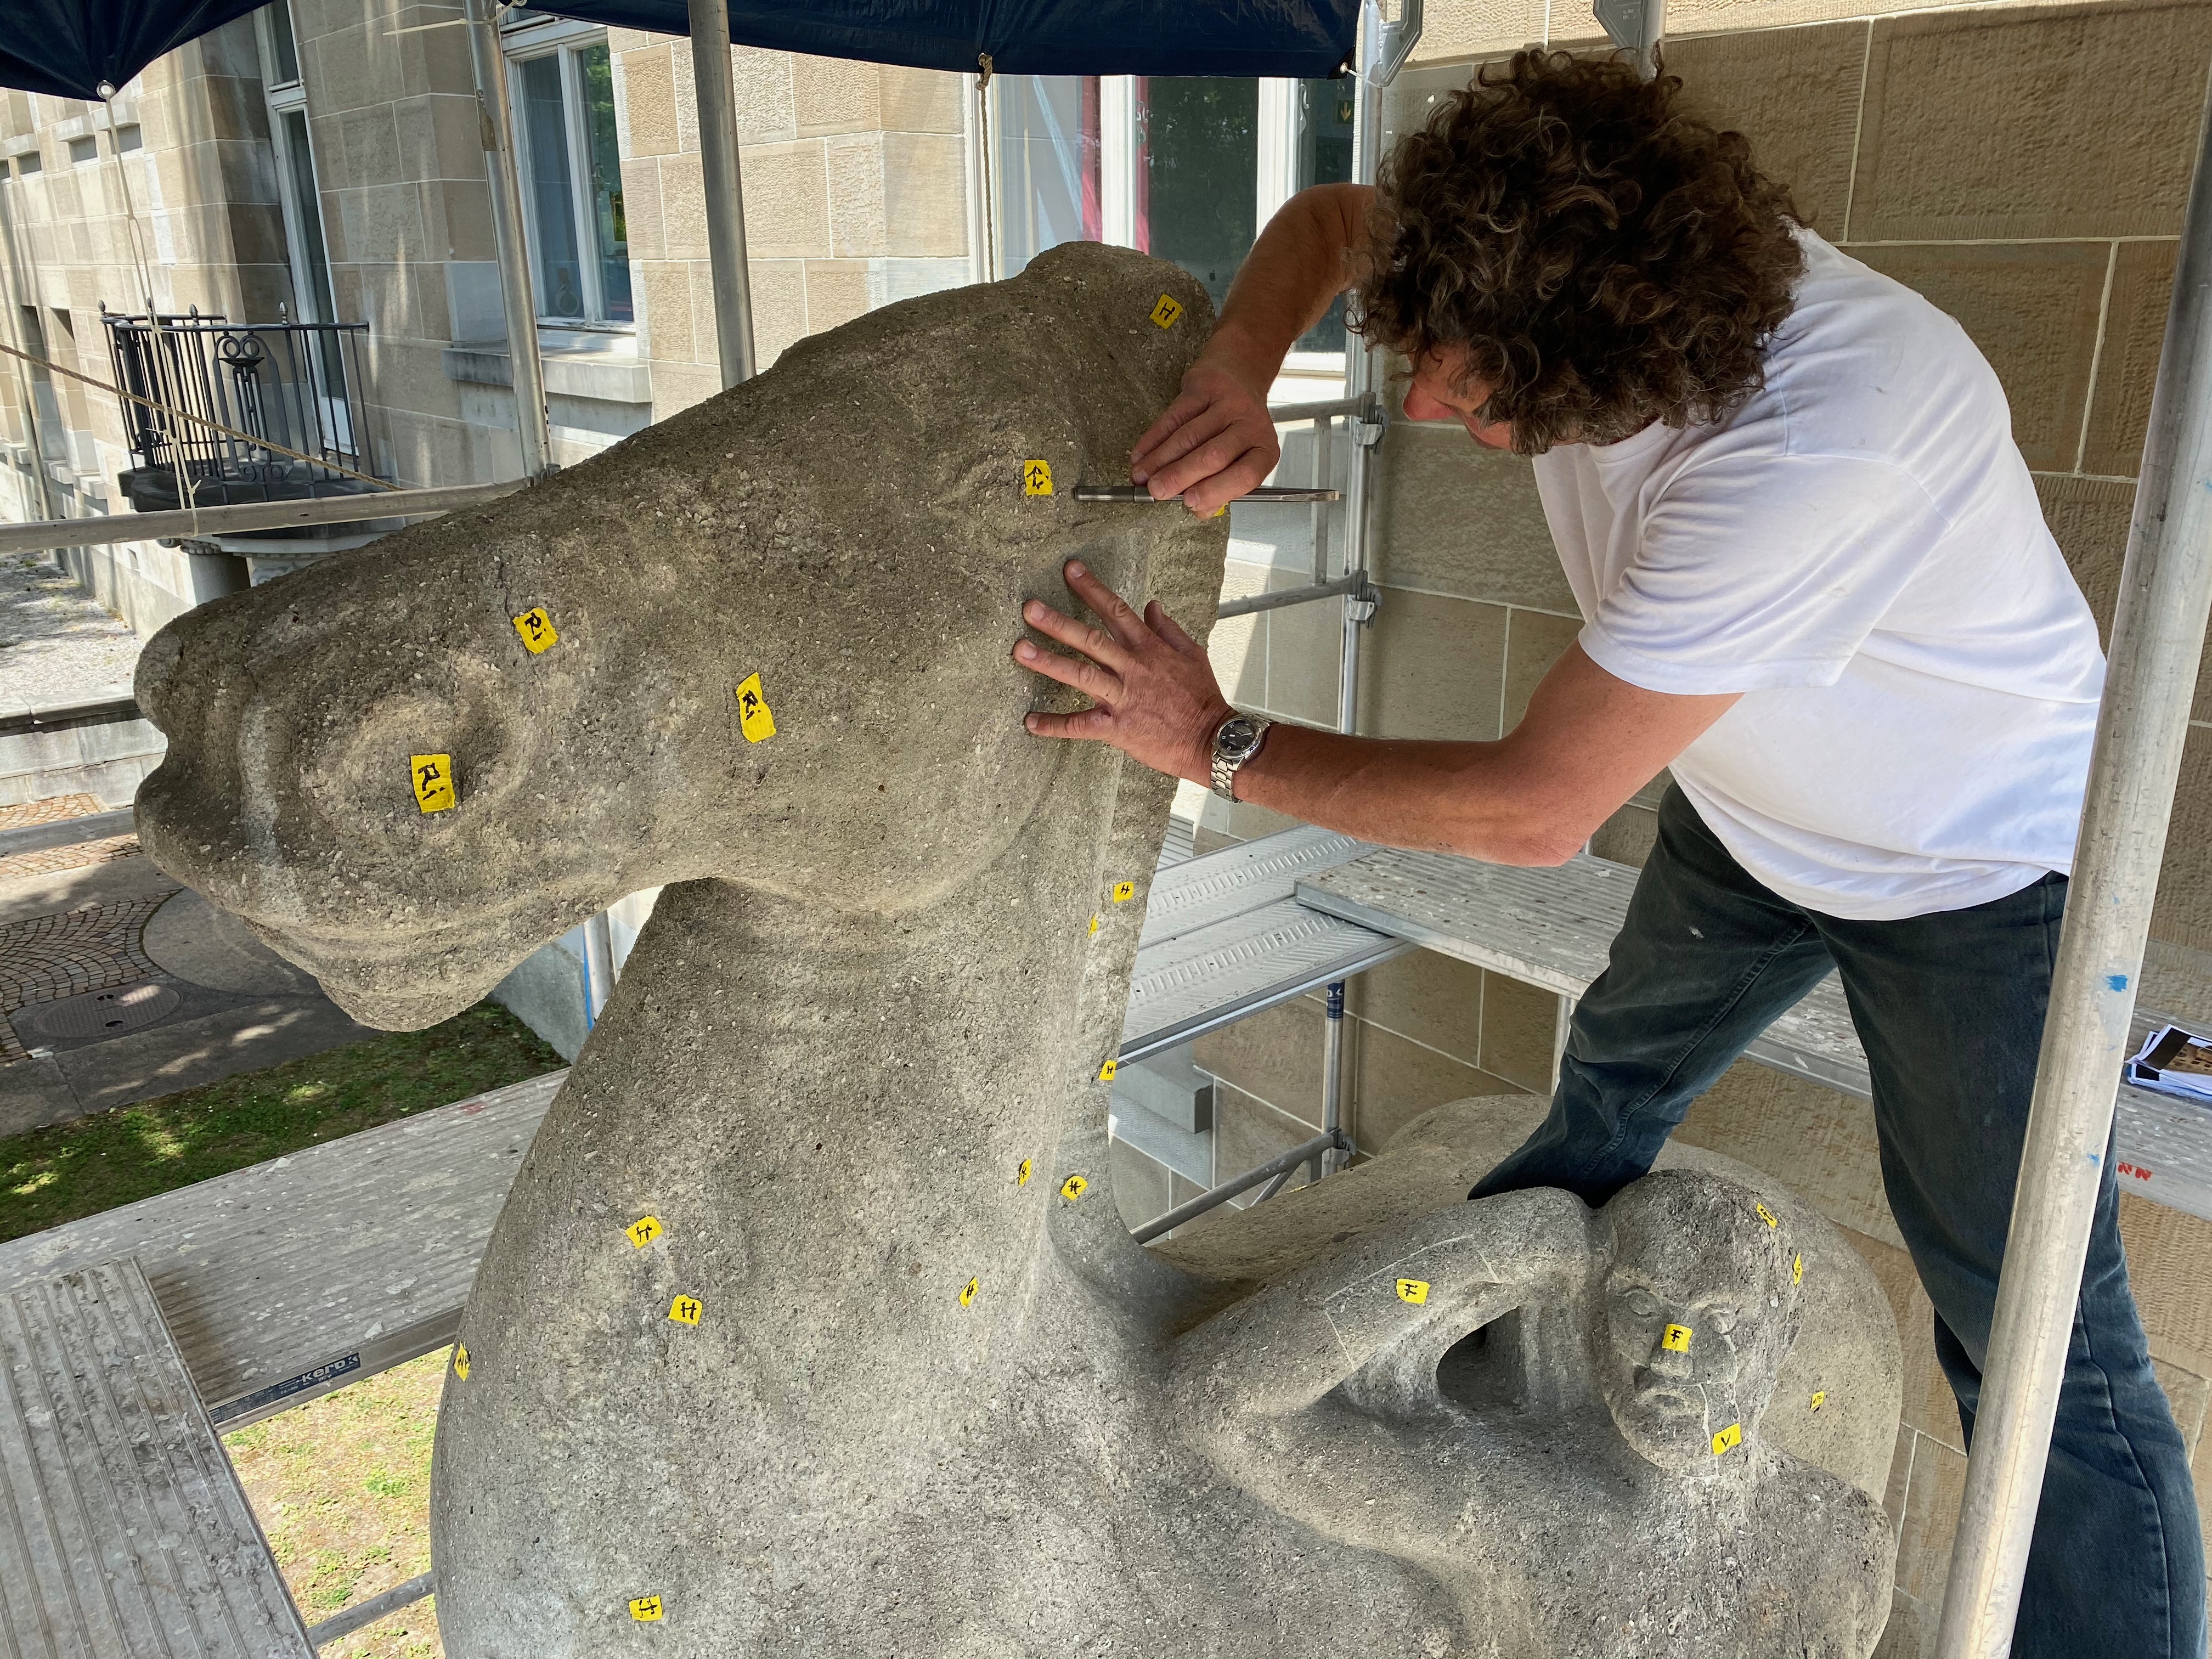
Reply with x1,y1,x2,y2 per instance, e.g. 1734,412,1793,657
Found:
1209,713,1273,802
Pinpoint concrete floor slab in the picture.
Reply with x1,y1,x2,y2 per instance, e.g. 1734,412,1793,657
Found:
0,850,181,928
0,1055,80,1136
50,996,376,1117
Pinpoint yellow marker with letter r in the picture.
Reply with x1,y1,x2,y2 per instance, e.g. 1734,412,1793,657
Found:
512,607,557,653
735,673,775,743
411,754,455,814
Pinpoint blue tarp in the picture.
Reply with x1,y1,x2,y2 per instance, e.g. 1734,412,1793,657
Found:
1,0,1358,102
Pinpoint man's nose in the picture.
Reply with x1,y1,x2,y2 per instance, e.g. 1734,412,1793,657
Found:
1647,1320,1697,1373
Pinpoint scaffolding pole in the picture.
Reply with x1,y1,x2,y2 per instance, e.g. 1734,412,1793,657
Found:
465,0,552,479
687,0,758,388
1933,75,2212,1659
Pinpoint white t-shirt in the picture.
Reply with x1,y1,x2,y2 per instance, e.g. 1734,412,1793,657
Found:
1532,230,2106,922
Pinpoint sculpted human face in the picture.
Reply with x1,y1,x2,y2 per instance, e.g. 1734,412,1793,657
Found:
1595,1178,1799,1475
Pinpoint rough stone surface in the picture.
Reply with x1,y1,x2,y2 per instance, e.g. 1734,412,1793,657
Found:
131,242,1898,1657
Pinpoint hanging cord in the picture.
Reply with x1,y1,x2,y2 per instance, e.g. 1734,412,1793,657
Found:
95,83,202,535
975,54,998,283
0,336,398,492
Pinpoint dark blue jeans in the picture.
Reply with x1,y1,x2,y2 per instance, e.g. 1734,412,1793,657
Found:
1474,786,2205,1658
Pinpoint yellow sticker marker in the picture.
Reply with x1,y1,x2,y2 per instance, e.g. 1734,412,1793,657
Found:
626,1215,663,1248
1396,1278,1430,1306
1711,1423,1743,1456
1098,1059,1118,1082
411,753,455,814
735,673,776,743
1016,1159,1033,1186
960,1276,980,1307
1059,1175,1088,1201
1792,1252,1804,1286
668,1294,702,1326
1811,1390,1828,1411
1662,1323,1693,1353
1022,459,1053,496
1150,294,1184,329
512,606,557,653
1111,881,1136,903
1088,914,1101,937
452,1342,470,1381
629,1596,664,1623
1754,1201,1779,1228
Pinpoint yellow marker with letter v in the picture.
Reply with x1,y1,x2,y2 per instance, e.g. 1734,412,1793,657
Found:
1662,1324,1693,1353
1712,1423,1743,1455
512,607,557,653
411,754,455,814
736,673,775,743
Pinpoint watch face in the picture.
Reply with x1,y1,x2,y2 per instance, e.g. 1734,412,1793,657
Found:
1217,716,1262,761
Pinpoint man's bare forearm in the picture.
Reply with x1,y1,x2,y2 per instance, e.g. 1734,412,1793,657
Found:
1218,723,1584,867
1206,184,1376,388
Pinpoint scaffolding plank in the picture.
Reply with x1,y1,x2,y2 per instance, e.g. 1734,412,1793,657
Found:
1137,825,1367,949
0,1071,563,1425
0,1257,312,1658
1298,847,2212,1221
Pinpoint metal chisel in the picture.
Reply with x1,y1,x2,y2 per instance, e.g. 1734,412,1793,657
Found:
1070,484,1342,504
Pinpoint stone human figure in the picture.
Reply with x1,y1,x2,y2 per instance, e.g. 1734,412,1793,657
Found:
131,243,1896,1656
1172,1170,1894,1654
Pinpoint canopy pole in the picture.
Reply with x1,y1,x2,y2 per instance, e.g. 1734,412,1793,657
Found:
464,0,553,478
687,0,757,388
1932,72,2212,1659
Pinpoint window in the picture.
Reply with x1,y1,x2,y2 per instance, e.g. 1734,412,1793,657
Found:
12,148,40,175
114,123,143,154
991,75,1356,369
507,34,631,326
263,0,300,86
66,135,95,165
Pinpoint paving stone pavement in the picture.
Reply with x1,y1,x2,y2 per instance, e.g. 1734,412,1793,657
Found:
0,795,104,831
0,836,143,887
0,889,178,1064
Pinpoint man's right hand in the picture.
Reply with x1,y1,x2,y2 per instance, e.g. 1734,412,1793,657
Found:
1128,356,1281,518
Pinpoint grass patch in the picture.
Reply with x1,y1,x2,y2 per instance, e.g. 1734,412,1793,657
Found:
0,1002,561,1243
226,1346,448,1658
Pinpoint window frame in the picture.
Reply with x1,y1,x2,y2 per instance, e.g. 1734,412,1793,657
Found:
501,18,630,332
255,3,335,329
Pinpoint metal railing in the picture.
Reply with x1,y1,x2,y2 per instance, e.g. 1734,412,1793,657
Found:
100,305,387,513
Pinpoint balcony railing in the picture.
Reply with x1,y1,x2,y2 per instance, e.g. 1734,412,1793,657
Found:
100,306,389,516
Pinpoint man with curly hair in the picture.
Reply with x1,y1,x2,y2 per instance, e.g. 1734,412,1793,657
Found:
1013,48,2203,1657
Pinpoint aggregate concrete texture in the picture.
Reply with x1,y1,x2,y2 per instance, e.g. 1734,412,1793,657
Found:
128,243,1897,1656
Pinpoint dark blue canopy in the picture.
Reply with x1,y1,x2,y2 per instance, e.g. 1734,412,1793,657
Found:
1,0,1358,101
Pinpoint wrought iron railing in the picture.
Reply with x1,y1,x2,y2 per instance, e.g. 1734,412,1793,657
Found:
100,305,388,513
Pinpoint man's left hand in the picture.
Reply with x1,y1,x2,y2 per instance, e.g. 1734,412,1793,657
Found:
1015,560,1233,786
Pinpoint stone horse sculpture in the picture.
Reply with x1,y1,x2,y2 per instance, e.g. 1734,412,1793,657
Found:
132,241,1899,1655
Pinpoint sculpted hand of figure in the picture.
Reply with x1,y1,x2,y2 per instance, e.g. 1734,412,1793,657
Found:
131,244,1895,1658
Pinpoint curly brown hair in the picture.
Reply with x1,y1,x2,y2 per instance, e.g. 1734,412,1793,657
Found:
1356,50,1805,455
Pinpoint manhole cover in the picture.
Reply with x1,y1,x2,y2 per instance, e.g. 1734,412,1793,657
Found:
21,982,182,1041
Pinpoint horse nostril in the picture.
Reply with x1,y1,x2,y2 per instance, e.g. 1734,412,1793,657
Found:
134,624,186,727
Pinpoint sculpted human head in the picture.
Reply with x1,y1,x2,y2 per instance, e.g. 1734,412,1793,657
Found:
1595,1173,1803,1474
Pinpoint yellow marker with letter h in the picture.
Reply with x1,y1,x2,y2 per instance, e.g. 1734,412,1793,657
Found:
1662,1324,1693,1353
411,754,455,814
668,1295,702,1326
1060,1175,1088,1201
1792,1252,1804,1285
960,1276,980,1307
1396,1278,1430,1306
1150,294,1184,329
735,673,775,742
626,1215,663,1248
1098,1059,1118,1082
1111,881,1135,902
1811,1390,1828,1410
512,607,557,653
1754,1201,1778,1228
452,1342,470,1381
629,1596,663,1622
